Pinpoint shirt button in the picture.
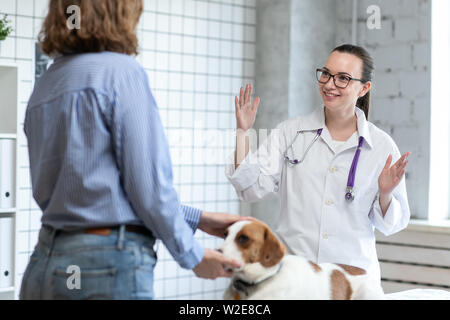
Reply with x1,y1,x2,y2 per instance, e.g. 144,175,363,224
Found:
325,199,334,205
323,233,329,239
329,167,336,173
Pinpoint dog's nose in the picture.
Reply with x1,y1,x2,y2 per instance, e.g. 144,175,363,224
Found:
217,248,223,254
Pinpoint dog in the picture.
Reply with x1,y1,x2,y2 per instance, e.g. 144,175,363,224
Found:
219,220,385,300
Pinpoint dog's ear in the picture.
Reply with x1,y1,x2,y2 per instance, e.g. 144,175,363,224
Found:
260,226,286,267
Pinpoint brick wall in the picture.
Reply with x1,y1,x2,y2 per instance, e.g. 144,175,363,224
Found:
335,0,431,219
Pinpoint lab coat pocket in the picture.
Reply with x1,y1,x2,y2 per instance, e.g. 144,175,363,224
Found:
344,181,378,231
348,159,379,217
355,186,378,230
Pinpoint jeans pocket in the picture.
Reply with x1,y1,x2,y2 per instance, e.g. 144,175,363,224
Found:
133,246,157,300
51,266,116,300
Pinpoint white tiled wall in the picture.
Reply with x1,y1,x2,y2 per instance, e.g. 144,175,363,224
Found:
0,0,255,299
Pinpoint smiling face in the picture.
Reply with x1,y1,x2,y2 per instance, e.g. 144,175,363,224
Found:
318,51,371,114
219,220,286,282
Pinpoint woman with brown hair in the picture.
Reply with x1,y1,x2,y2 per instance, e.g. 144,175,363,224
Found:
20,0,244,300
227,44,411,292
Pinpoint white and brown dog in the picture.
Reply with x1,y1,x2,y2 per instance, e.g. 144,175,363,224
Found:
219,220,385,300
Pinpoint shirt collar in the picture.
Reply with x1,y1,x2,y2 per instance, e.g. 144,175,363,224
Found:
299,106,373,149
354,106,373,149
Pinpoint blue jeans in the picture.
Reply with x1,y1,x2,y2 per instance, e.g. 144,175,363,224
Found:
19,225,157,300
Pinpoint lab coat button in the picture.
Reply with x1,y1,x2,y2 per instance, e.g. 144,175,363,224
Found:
329,167,336,173
325,199,334,205
323,233,329,239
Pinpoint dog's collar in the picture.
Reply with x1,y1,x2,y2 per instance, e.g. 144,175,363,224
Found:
232,262,283,299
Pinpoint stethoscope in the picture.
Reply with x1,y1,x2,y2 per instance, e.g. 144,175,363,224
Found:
283,128,364,201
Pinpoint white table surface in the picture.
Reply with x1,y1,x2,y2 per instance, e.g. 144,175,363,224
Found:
385,289,450,300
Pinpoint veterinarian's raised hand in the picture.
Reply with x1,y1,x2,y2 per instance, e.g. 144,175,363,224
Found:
235,83,260,131
378,152,411,195
193,248,242,279
198,211,254,238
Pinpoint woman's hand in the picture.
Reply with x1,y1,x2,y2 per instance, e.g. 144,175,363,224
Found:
198,211,254,238
235,83,260,131
378,152,410,216
378,152,411,195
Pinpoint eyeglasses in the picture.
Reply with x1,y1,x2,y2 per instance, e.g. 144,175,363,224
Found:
316,68,365,89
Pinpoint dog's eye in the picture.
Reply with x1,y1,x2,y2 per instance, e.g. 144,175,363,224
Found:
237,234,249,244
224,230,228,238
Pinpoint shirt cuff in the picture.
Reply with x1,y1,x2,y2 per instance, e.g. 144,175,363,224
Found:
225,151,260,191
173,238,205,269
182,205,202,232
371,193,402,235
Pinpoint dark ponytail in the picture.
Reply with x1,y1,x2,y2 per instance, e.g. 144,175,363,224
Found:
356,91,370,120
332,44,374,120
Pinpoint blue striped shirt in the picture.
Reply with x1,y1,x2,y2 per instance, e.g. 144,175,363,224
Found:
24,51,204,269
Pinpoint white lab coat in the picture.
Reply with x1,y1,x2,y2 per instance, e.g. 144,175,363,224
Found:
225,106,411,283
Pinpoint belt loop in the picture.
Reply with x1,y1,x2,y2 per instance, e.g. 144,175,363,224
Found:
117,225,125,250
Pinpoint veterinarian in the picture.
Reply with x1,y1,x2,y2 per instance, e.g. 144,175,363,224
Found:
226,44,411,286
20,0,244,300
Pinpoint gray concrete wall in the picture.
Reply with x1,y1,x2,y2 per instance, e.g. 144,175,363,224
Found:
289,0,337,117
250,0,292,227
249,0,431,225
253,0,292,129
